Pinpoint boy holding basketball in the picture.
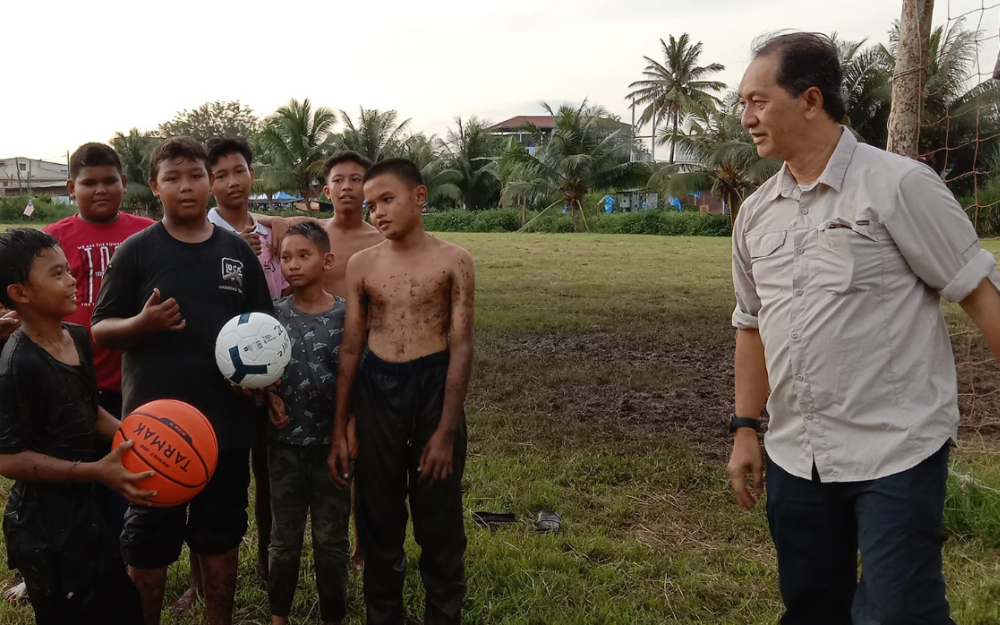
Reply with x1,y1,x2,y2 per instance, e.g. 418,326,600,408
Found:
92,137,273,625
0,227,154,624
329,158,474,625
267,221,350,625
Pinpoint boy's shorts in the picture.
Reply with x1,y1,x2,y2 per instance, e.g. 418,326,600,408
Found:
121,448,251,568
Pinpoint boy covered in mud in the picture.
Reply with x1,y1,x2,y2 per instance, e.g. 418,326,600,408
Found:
328,158,474,625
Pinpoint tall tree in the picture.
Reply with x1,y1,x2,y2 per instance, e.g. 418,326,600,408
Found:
338,107,411,162
400,133,462,208
110,128,160,215
443,117,503,210
648,94,781,225
158,101,261,144
835,34,894,148
627,34,726,163
255,98,337,206
502,102,649,232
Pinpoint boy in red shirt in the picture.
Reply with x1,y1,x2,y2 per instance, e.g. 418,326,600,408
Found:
43,143,154,532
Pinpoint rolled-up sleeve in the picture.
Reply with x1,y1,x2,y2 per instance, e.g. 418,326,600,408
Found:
732,216,761,329
888,164,1000,302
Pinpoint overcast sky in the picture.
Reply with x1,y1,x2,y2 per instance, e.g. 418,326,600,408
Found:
2,0,997,162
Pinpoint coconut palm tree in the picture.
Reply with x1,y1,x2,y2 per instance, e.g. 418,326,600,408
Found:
337,107,411,162
627,33,726,163
835,35,894,147
110,128,160,215
648,94,781,225
255,98,337,206
443,117,503,210
400,133,462,208
502,102,649,232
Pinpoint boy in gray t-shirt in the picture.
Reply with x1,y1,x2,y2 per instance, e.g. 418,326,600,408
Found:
267,222,349,625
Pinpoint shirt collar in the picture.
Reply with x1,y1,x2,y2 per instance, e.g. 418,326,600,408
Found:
768,126,858,201
208,207,266,234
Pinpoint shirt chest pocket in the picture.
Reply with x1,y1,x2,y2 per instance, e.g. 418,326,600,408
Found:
747,230,788,273
813,219,882,295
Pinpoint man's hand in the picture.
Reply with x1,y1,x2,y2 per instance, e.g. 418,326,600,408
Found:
418,430,454,486
727,429,764,509
240,225,262,256
0,311,19,341
268,392,289,429
328,435,350,488
347,417,358,459
139,288,185,333
93,440,158,506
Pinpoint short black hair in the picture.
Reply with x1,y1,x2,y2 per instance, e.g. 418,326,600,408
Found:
284,221,330,254
0,228,60,309
322,151,372,180
69,143,123,179
149,137,209,181
363,158,424,188
753,32,846,122
207,137,253,169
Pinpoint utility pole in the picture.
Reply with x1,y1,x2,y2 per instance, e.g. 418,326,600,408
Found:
14,157,23,195
886,0,935,157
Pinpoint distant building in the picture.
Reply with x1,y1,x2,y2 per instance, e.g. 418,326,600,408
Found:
0,157,69,198
490,115,631,156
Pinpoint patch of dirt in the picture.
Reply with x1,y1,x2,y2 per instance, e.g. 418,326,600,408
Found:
498,331,1000,459
502,332,739,459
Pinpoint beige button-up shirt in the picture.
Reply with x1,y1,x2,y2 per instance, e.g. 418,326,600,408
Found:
732,128,1000,481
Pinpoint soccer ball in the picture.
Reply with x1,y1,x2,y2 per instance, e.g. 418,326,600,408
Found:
215,312,291,389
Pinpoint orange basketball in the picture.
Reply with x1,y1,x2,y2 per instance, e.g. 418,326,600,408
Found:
112,399,219,507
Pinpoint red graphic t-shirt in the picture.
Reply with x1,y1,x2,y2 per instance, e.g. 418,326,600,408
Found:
44,212,155,392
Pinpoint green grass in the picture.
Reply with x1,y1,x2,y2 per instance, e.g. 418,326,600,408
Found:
0,232,998,623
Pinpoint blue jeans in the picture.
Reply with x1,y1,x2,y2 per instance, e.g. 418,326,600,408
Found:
766,442,955,625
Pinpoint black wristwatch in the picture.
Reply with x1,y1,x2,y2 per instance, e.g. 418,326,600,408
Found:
729,413,761,434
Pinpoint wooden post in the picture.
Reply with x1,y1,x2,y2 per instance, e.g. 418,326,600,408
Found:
886,0,935,157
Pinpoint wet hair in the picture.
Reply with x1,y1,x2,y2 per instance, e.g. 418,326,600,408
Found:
207,137,253,169
149,137,209,181
0,228,60,309
363,158,424,188
284,221,330,254
322,151,372,180
69,143,123,179
753,31,845,122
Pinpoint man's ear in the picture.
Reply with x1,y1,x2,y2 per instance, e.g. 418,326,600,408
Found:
801,86,827,121
324,252,336,271
150,178,160,197
67,179,75,199
415,185,428,208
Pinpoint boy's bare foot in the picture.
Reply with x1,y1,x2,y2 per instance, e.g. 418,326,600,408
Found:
271,616,289,625
350,549,365,571
168,585,202,617
2,581,27,605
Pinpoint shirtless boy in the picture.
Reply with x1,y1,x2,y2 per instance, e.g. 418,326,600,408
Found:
329,158,474,625
261,151,382,297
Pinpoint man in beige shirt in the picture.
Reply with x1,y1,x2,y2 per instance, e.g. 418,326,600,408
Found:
728,33,1000,625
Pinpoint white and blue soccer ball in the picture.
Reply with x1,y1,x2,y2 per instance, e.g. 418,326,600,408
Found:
215,312,291,389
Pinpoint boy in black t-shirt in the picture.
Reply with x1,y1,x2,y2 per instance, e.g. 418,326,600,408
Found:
92,137,273,625
0,228,152,625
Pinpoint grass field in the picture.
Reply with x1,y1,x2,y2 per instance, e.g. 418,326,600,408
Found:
0,226,998,623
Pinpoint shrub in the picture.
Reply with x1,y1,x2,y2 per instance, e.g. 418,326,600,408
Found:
421,208,732,236
0,195,76,223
